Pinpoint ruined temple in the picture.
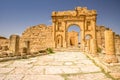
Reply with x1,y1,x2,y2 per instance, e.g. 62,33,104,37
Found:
0,7,120,61
19,7,120,53
20,24,54,52
0,7,120,79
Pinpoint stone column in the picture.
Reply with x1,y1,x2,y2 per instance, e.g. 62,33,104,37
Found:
90,39,97,55
81,30,85,51
90,39,92,54
52,21,56,48
9,35,20,56
24,41,30,55
81,40,85,52
86,40,90,53
104,30,118,63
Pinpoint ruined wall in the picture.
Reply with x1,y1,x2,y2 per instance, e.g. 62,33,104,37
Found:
114,35,120,54
96,26,120,54
96,26,107,48
20,24,54,52
0,36,9,51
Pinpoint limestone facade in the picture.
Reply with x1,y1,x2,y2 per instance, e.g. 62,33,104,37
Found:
96,26,120,54
0,36,9,51
20,24,54,52
52,7,97,50
96,26,108,48
8,7,120,54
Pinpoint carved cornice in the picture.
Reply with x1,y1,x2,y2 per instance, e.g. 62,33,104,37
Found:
52,7,97,17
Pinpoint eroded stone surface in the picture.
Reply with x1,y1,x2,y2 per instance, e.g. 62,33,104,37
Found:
0,74,6,80
0,68,14,74
5,74,24,80
66,73,112,80
0,52,114,80
23,75,64,80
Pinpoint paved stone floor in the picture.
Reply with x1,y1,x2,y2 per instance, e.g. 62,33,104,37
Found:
0,52,113,80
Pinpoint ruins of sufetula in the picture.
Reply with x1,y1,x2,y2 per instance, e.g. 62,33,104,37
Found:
0,7,120,63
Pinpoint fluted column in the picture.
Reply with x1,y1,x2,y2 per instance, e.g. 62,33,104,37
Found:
86,40,90,53
91,39,97,55
104,30,118,63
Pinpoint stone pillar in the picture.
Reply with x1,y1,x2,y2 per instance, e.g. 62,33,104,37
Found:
9,35,20,56
52,22,56,48
90,39,97,55
86,40,90,52
81,40,85,52
90,39,92,54
81,30,85,51
23,41,30,55
104,30,118,63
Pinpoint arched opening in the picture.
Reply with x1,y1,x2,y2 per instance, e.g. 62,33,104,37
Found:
85,34,92,40
85,34,92,52
67,25,80,48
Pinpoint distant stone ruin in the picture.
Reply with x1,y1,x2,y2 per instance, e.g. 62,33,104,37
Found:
20,24,54,52
0,7,120,63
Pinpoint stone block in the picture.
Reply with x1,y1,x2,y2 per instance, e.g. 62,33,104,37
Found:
9,35,20,56
104,30,118,63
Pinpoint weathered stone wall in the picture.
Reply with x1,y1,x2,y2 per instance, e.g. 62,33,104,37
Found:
20,24,54,52
114,35,120,54
52,7,97,49
96,26,108,48
20,24,120,53
0,36,9,51
96,26,120,54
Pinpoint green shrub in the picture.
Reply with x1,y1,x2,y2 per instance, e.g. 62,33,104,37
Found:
46,48,54,54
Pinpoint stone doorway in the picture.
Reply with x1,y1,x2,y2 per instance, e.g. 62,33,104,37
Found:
67,25,80,48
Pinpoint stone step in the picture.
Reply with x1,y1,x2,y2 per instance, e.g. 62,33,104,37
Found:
54,48,82,52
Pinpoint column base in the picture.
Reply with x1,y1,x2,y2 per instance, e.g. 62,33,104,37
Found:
104,54,118,63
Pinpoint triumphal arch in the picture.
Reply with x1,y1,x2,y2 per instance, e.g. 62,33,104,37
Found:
20,6,120,56
52,7,97,49
0,6,119,64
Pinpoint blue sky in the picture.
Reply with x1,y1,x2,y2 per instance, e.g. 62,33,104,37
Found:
0,0,120,38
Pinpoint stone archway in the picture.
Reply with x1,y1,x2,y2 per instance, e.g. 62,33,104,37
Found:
52,7,97,51
67,25,80,48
